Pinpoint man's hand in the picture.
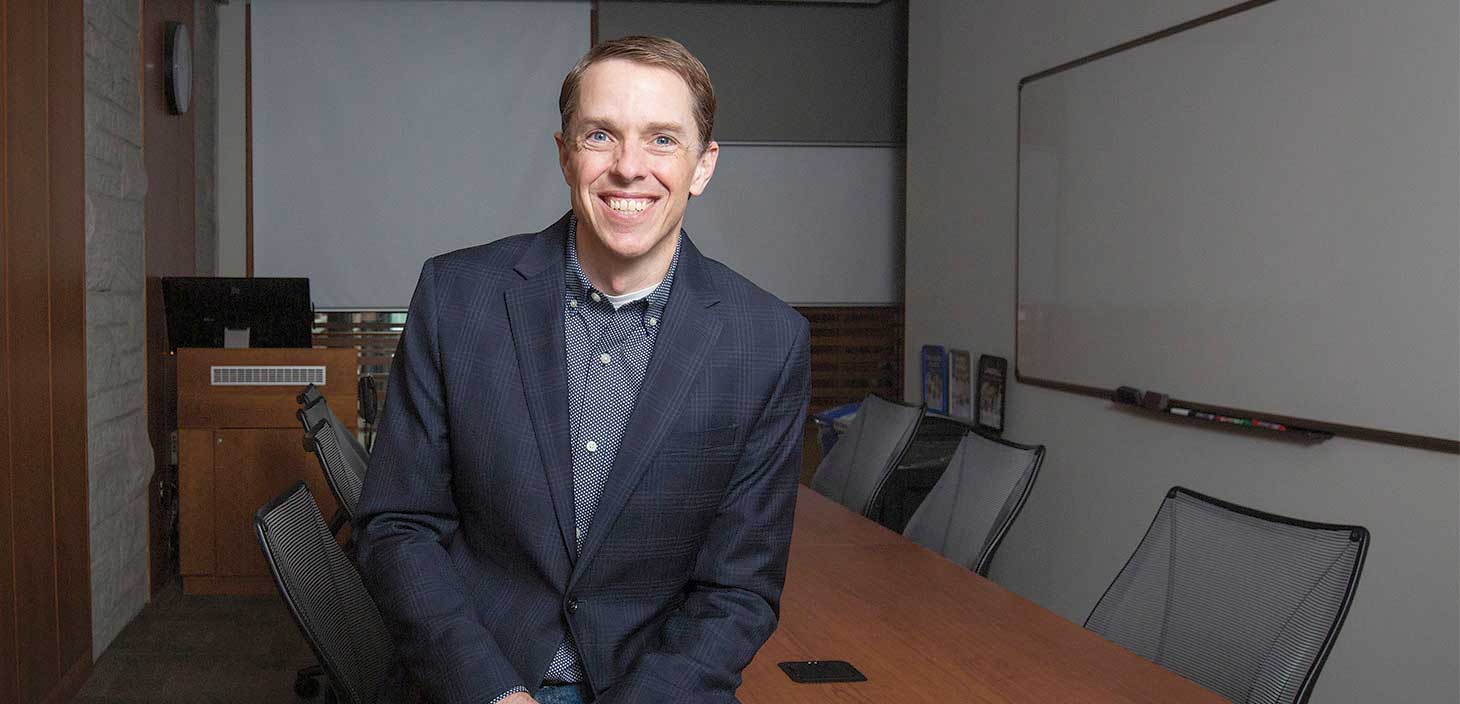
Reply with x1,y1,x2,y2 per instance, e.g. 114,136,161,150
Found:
499,693,539,704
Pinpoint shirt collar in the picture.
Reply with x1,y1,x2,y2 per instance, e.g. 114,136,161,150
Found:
565,214,679,326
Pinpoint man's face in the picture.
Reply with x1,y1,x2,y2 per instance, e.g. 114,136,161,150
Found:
556,59,718,280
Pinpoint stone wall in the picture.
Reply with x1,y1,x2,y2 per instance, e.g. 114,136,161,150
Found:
84,0,153,657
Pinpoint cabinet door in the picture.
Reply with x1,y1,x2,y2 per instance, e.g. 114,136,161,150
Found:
213,429,341,576
178,429,216,576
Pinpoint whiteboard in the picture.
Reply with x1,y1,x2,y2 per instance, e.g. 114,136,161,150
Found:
1016,0,1458,447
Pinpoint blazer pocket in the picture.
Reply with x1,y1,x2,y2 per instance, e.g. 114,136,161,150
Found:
697,423,741,449
660,423,742,455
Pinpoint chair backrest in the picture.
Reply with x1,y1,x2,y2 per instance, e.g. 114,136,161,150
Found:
302,414,370,521
255,482,393,704
901,430,1045,575
297,383,325,415
298,388,326,437
299,384,369,463
298,385,370,520
809,393,924,516
1085,487,1369,704
867,412,977,532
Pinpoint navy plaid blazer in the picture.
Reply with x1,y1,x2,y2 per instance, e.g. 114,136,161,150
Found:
355,213,811,704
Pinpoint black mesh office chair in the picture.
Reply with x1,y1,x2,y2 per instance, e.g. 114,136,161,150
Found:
1085,487,1369,704
256,482,393,704
298,385,370,532
809,393,924,517
901,430,1045,576
294,385,373,698
297,383,325,415
868,413,975,532
301,414,370,524
298,384,370,471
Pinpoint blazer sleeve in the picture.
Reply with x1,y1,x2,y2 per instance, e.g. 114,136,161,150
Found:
354,258,526,703
598,315,812,704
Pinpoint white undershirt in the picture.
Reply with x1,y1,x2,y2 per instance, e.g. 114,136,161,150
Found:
602,280,661,310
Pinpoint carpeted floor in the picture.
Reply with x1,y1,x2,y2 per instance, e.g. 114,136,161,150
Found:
72,579,320,703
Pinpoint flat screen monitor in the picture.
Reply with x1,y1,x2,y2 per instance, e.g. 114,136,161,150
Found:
161,277,313,351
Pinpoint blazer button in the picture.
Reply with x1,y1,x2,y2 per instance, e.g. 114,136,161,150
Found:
566,598,579,614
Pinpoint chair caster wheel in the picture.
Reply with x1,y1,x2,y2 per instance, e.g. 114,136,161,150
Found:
295,672,321,698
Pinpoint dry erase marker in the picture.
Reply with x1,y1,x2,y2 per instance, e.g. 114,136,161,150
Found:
1215,415,1252,427
1171,406,1301,435
1171,406,1218,422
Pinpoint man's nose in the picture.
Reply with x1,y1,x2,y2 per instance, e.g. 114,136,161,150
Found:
610,142,648,181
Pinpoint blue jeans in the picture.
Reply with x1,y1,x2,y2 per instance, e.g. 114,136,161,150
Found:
535,683,595,704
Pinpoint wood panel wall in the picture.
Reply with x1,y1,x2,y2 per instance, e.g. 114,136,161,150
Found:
143,0,196,594
799,306,903,413
0,1,93,702
313,304,903,417
314,305,902,485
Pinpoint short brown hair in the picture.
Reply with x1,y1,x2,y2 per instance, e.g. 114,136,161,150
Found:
559,35,716,148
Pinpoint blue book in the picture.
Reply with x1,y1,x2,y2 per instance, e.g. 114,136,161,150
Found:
921,345,949,414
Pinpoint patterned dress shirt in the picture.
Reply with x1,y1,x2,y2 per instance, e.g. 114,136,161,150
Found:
493,216,680,702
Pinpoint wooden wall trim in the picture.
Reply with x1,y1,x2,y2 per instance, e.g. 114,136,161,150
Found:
0,0,17,697
1,0,91,701
49,0,90,674
7,0,65,697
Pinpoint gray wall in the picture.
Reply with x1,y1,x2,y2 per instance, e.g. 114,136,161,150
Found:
217,0,247,277
84,0,154,658
905,1,1459,703
597,0,906,143
194,0,219,276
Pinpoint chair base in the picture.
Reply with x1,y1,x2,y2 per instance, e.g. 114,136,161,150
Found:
295,664,322,698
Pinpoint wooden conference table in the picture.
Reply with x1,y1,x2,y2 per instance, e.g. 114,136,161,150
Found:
737,488,1227,703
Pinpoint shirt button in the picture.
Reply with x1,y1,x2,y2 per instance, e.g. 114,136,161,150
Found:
599,353,611,365
590,292,602,303
647,317,658,327
568,299,578,308
584,440,598,452
576,526,585,541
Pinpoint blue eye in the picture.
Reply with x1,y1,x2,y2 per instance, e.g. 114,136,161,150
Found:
653,136,674,146
588,131,608,141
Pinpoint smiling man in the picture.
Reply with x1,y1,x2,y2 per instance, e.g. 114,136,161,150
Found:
354,37,811,704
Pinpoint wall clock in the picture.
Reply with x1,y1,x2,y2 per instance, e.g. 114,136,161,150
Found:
165,22,191,115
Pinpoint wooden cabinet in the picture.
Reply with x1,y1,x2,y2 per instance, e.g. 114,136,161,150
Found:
176,348,356,595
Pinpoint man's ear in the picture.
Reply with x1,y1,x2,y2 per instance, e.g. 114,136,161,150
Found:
555,131,571,184
689,140,719,197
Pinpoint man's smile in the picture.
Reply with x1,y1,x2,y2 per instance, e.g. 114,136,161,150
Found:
603,196,653,211
599,193,659,219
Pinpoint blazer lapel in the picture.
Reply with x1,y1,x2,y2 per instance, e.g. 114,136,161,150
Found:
572,235,723,579
505,214,578,564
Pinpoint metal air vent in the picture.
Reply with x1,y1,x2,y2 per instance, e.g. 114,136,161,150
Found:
210,365,327,386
